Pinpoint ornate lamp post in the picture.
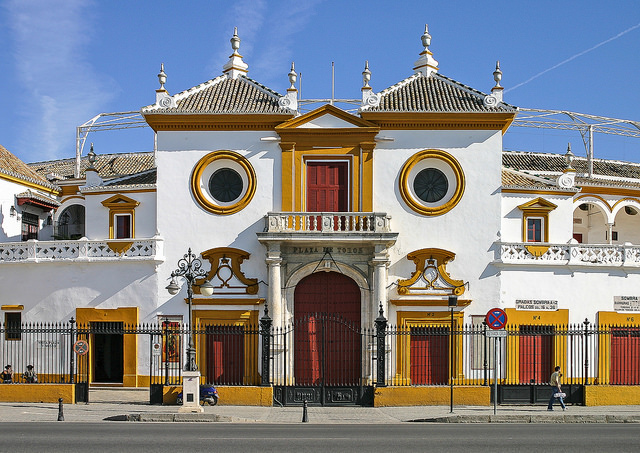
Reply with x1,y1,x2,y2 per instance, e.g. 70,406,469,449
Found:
166,248,214,371
448,294,458,414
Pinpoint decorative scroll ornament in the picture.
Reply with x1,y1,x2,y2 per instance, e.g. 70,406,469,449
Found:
196,247,258,295
396,248,465,296
483,94,499,108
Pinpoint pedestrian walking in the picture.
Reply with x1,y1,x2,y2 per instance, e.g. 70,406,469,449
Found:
547,365,566,411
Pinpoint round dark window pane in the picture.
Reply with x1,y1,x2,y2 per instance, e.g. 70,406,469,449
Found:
209,168,243,202
414,168,448,203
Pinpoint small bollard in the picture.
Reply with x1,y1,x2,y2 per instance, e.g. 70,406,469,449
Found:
302,399,308,423
57,398,64,421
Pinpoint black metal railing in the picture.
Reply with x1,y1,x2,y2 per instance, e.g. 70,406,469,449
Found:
1,318,639,388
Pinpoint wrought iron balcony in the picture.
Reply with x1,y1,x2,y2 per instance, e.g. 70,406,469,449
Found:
496,242,640,268
0,237,164,263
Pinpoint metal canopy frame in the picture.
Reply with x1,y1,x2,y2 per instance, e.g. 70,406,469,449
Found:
75,107,640,177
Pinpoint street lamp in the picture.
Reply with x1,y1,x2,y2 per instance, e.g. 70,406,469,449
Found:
166,248,214,371
448,294,458,414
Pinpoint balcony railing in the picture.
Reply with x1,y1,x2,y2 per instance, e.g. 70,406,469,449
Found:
497,242,640,267
263,212,392,233
0,237,164,263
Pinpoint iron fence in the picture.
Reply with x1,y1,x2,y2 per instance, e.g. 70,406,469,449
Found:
1,319,639,388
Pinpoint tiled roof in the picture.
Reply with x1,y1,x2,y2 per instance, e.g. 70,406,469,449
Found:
503,150,640,179
103,169,157,187
501,168,555,188
144,75,292,114
364,73,517,113
29,152,155,182
16,189,60,208
0,144,58,190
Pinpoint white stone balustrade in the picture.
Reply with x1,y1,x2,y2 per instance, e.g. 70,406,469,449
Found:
0,237,164,263
497,242,640,268
264,212,392,233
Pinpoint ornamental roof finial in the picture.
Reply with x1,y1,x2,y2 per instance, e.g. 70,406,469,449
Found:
157,63,167,90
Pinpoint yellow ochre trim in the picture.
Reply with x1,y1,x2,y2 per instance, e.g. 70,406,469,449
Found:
1,305,24,311
390,299,471,307
397,248,466,296
101,194,139,239
194,310,260,385
524,245,550,257
574,194,612,211
75,307,139,387
504,308,569,385
399,149,465,216
107,241,133,254
190,150,256,215
189,298,264,306
595,311,640,385
0,172,60,197
197,247,259,295
394,311,464,386
518,197,557,243
360,112,516,134
143,114,293,132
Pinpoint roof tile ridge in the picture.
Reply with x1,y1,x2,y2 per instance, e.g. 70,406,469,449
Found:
171,75,229,103
503,167,556,185
435,73,518,110
237,74,284,98
0,167,60,191
377,74,421,97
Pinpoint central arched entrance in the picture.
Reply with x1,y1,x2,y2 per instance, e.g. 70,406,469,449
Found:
281,271,369,405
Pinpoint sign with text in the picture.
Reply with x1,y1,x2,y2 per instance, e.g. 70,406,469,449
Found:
486,329,507,338
614,296,640,312
515,299,558,311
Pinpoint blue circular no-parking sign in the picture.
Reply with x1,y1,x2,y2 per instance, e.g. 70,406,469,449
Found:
485,308,508,330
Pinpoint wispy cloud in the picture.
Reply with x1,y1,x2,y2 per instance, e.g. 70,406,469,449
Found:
208,0,321,89
5,0,117,162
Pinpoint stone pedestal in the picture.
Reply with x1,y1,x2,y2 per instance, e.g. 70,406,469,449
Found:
178,370,203,413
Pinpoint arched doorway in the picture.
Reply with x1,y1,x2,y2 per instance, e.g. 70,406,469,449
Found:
291,271,364,401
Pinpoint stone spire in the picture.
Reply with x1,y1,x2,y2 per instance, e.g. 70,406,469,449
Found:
413,24,439,76
278,62,298,112
361,61,380,108
491,61,504,103
223,27,249,79
155,63,176,108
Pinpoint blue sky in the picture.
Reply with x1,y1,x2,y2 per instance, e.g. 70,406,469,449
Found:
1,0,639,164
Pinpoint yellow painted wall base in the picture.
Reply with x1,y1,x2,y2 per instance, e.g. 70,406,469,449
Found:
585,386,640,406
0,384,74,404
374,386,490,407
163,386,273,406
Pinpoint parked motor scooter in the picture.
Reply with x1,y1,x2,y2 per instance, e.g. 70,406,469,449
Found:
176,385,219,406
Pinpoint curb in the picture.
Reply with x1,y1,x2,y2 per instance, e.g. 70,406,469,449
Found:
108,413,233,422
409,414,640,423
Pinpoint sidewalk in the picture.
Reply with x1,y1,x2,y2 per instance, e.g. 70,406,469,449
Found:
1,402,639,423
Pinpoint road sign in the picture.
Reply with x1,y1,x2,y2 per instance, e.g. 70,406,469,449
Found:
485,308,508,330
152,342,161,356
73,339,89,355
486,329,507,338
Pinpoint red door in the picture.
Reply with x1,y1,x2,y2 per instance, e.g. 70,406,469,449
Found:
206,325,244,385
410,327,449,384
611,328,640,384
519,326,553,383
294,272,361,385
307,162,348,230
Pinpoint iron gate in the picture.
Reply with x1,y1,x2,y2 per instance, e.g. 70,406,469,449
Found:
272,313,374,406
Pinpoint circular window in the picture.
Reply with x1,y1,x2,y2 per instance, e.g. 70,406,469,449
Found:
414,168,448,203
209,168,243,203
399,149,465,216
191,151,256,215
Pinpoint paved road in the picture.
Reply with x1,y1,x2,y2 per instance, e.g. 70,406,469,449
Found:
1,423,640,452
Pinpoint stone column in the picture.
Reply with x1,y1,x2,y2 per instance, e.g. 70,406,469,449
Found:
266,244,283,330
371,244,390,324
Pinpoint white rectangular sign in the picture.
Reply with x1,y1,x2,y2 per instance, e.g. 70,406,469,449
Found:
614,296,640,312
515,299,558,311
486,330,507,338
